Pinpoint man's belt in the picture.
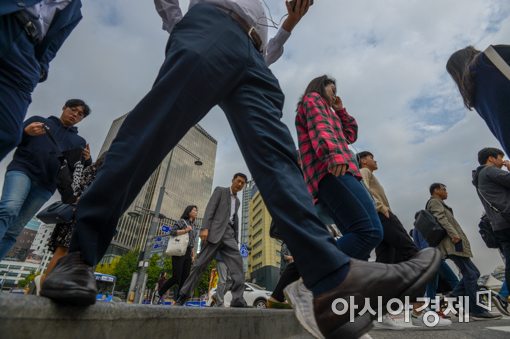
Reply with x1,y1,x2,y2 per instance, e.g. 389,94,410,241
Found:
216,6,263,53
14,11,43,44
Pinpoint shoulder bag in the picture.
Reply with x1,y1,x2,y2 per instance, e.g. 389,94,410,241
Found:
165,220,190,257
413,200,447,247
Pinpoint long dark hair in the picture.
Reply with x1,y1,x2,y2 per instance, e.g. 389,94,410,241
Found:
180,205,197,220
301,75,336,104
446,46,481,110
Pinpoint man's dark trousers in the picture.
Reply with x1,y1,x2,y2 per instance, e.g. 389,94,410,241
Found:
375,211,418,264
70,4,348,294
0,14,39,160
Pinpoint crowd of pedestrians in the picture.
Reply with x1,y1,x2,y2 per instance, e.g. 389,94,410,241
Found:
1,1,509,339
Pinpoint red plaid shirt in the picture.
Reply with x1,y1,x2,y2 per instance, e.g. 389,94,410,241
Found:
296,92,361,201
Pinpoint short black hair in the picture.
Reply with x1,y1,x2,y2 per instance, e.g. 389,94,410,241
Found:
65,99,91,117
429,183,446,195
356,151,374,164
478,147,504,165
233,172,248,182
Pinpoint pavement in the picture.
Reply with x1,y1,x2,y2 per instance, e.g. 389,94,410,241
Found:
369,315,510,339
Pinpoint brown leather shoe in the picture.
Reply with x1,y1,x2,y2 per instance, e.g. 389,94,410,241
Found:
313,248,441,338
40,251,97,306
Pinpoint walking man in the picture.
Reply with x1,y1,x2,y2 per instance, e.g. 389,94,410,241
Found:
42,2,440,337
0,0,83,160
357,151,418,263
472,147,510,315
178,173,247,306
0,99,91,260
427,183,501,320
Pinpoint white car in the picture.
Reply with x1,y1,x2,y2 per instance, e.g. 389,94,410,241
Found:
207,282,272,308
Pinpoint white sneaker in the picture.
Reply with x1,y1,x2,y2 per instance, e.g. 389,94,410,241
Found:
284,279,324,339
284,279,373,339
373,314,405,330
412,312,452,327
34,275,42,296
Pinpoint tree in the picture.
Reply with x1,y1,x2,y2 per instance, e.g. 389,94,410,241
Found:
113,250,139,293
95,256,120,276
18,271,35,288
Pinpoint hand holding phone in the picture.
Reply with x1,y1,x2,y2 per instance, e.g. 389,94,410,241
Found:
287,0,314,12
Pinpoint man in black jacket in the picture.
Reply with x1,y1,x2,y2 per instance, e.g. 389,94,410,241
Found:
0,99,91,260
473,147,510,315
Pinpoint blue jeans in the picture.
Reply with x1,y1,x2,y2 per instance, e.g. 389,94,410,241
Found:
448,255,484,314
318,173,383,261
70,4,349,295
425,260,459,299
0,171,52,259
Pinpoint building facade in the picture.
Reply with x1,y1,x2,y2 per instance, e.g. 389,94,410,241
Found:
99,115,217,262
0,260,39,289
5,218,40,262
247,186,281,290
240,179,255,276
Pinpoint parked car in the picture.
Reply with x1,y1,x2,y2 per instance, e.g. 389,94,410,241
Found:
207,282,272,308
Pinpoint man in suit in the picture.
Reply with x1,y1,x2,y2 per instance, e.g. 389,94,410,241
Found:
177,173,247,307
0,0,83,161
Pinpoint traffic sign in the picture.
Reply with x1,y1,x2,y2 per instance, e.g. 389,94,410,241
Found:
240,243,249,258
161,225,171,233
155,236,162,242
153,244,162,249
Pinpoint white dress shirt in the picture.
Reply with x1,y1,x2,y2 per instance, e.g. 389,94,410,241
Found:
153,0,291,66
25,0,72,39
229,188,237,224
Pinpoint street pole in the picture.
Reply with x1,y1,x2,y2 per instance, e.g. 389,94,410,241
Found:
133,144,202,304
134,150,174,304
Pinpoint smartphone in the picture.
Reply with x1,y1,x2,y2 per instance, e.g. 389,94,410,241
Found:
287,0,314,11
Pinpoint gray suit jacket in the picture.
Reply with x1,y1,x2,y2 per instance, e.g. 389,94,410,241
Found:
201,186,240,244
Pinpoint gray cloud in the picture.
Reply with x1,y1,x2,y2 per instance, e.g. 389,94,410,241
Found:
1,0,508,274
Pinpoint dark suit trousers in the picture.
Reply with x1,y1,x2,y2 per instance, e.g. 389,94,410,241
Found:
0,14,39,160
375,212,418,264
179,226,245,304
70,3,349,295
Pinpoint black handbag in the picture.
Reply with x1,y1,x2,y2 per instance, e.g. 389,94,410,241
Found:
36,201,75,224
414,200,447,247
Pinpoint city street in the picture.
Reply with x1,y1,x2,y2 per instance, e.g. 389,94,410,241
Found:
370,316,510,339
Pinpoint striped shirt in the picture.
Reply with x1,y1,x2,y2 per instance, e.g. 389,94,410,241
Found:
296,92,360,201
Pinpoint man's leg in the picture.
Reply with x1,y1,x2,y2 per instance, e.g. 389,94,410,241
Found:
0,171,42,259
317,174,383,261
272,262,300,302
376,212,418,264
495,230,510,293
178,241,221,301
219,230,246,306
449,256,484,314
0,15,38,161
215,260,229,306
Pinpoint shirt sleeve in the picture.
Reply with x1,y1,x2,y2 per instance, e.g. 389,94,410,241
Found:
486,167,510,189
264,27,291,66
427,199,459,239
154,0,183,34
302,93,350,168
359,168,386,214
336,108,358,144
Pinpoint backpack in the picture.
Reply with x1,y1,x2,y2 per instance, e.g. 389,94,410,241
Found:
478,214,499,249
414,200,447,247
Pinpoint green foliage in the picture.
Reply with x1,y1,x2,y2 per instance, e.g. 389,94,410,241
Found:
112,250,139,292
95,256,120,276
18,272,36,288
194,259,216,297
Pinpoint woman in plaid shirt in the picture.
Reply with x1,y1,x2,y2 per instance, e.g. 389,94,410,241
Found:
295,75,383,260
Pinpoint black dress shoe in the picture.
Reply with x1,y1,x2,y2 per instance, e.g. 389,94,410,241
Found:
230,300,248,308
174,294,189,306
313,248,441,338
40,251,97,306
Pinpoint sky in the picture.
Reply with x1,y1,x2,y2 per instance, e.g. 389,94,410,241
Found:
1,0,509,275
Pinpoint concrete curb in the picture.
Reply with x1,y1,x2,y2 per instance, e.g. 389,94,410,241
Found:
0,294,313,339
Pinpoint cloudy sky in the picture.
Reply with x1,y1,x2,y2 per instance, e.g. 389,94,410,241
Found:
1,0,509,275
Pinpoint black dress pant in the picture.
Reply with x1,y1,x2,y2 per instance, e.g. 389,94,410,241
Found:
158,247,192,296
272,262,300,302
375,211,418,264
